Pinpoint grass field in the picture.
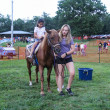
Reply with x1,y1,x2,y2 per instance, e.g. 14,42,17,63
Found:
0,41,28,47
0,60,110,110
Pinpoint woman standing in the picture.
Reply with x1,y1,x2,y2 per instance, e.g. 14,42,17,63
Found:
55,24,75,96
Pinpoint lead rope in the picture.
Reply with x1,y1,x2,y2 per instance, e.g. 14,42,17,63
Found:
54,55,69,78
64,58,69,78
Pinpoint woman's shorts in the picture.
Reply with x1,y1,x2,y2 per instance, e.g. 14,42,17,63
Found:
55,57,73,64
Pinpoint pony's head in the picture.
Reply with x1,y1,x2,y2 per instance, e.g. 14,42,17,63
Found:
47,29,61,54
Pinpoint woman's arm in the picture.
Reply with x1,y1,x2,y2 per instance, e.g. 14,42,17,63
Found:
66,44,75,55
61,44,75,58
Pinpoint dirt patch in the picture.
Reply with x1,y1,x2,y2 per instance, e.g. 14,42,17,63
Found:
19,47,26,59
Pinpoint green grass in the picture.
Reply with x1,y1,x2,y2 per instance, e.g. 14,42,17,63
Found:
0,60,110,110
0,39,88,47
0,41,29,47
73,39,88,43
13,42,29,47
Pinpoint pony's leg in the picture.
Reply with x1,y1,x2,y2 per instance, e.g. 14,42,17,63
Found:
35,66,39,83
39,65,44,95
27,60,32,86
47,67,52,93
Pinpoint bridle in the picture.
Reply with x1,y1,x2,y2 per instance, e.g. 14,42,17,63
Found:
47,34,60,50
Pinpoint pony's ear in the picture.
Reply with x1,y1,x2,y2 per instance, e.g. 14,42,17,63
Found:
57,29,60,33
46,29,51,34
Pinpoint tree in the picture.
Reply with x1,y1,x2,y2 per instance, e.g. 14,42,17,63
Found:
42,12,55,30
102,14,110,34
14,19,25,31
1,0,109,36
0,14,11,32
56,0,107,37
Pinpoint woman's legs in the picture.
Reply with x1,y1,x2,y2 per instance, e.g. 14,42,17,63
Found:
66,62,75,89
57,64,65,92
55,64,64,89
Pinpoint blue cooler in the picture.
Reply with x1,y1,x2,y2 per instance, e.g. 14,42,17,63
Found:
78,68,93,80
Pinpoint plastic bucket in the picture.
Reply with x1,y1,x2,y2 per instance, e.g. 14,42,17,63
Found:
78,68,93,80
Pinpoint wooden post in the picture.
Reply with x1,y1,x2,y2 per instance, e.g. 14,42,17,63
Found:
99,48,100,63
18,46,19,60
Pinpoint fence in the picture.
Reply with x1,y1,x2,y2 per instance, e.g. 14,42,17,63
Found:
73,39,110,63
72,50,110,63
0,39,110,63
0,46,26,61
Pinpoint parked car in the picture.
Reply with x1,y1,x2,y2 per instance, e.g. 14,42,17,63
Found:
0,46,16,59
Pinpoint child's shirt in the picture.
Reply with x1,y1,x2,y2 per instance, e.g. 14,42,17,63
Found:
34,27,46,39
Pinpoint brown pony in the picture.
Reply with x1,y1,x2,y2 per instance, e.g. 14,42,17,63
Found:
25,29,60,95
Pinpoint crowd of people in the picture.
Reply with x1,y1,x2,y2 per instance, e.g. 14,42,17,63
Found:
73,42,87,56
73,40,110,56
15,37,34,43
98,40,110,54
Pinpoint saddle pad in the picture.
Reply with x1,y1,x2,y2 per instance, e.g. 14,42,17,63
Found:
26,43,33,53
26,43,41,54
34,43,41,54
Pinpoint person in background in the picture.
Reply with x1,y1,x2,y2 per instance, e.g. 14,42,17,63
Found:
84,44,87,56
74,42,78,55
108,41,110,46
98,41,102,54
80,43,85,56
6,43,11,47
77,44,80,55
105,43,108,53
103,41,108,53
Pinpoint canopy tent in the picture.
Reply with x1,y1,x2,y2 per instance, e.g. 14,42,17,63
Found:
0,31,33,37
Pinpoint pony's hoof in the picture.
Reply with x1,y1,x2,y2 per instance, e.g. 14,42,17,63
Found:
29,81,32,86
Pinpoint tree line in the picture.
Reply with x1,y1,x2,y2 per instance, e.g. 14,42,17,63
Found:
0,0,110,37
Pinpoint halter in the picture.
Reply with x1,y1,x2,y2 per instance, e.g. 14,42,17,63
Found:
47,34,60,49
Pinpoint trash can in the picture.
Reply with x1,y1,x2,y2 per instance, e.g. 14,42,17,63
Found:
78,68,93,80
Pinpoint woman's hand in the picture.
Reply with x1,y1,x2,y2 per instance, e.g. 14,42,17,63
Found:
54,53,58,57
61,53,66,58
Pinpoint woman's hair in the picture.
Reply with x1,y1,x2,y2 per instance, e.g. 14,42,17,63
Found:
59,24,72,44
36,18,45,27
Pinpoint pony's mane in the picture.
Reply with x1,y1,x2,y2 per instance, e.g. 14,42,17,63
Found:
40,34,48,49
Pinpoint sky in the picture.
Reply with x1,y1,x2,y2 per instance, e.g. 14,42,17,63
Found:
0,0,110,20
